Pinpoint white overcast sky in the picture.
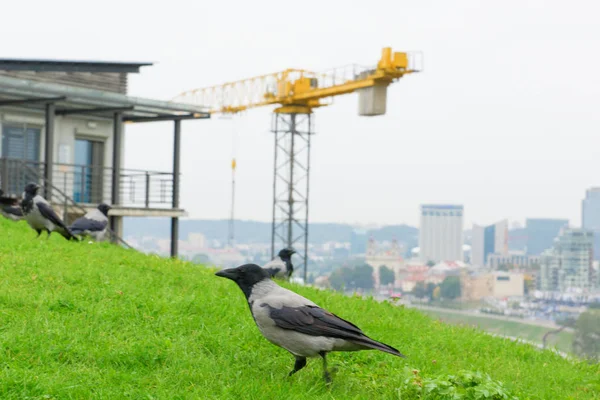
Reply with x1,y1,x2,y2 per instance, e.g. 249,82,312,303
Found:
3,1,599,228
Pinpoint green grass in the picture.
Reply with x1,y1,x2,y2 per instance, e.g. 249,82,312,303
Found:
421,310,574,355
0,219,598,399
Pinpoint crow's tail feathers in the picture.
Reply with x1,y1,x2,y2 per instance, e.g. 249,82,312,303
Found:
58,227,80,241
355,336,406,358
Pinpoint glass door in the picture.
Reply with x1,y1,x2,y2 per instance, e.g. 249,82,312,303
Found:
73,138,104,203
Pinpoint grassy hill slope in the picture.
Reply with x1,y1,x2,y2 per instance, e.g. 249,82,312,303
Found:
0,219,598,399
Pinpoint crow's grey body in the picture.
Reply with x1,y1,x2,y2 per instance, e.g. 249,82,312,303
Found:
216,264,404,382
263,248,295,280
69,205,110,241
21,183,75,240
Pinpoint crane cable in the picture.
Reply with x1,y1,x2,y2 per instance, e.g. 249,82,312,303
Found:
228,115,238,248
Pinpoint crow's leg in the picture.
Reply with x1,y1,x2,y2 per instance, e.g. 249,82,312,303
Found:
46,230,51,239
288,356,307,377
319,351,332,384
35,229,42,238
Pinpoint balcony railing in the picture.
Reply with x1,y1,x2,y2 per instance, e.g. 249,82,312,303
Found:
0,157,176,209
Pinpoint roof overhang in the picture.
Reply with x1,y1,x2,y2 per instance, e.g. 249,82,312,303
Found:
0,58,153,73
0,75,210,122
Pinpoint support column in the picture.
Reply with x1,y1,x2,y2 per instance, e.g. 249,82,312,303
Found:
171,119,181,258
111,112,123,241
44,103,55,200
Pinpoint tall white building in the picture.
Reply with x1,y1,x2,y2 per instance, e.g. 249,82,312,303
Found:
419,204,464,263
540,228,596,292
471,219,509,267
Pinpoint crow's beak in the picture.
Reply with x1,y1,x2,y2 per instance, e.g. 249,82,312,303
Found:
215,268,238,281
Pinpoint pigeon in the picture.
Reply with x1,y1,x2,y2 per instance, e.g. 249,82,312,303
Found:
0,189,24,221
21,182,76,240
263,248,296,280
69,203,111,241
215,264,405,383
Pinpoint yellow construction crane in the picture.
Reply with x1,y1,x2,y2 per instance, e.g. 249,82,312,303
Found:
173,47,421,281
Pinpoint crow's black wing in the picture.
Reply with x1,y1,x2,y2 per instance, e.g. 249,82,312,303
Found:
2,205,23,217
37,202,70,230
70,216,107,233
262,304,364,339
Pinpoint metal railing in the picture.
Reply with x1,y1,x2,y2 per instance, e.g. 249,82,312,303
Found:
0,157,176,209
0,157,132,248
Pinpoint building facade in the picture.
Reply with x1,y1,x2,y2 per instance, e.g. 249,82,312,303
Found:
419,204,464,263
582,187,600,260
471,219,509,267
365,237,405,288
539,228,595,292
0,59,210,256
525,218,569,255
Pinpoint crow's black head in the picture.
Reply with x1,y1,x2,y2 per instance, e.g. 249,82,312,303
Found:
98,203,112,217
278,248,296,261
216,263,271,298
23,183,40,196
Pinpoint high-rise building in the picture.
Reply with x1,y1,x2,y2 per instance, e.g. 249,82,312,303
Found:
525,218,569,255
582,187,600,260
419,204,464,263
539,228,595,292
471,219,509,267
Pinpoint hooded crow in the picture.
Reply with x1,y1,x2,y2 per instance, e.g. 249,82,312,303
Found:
21,183,76,240
263,248,296,280
215,263,405,383
0,189,24,221
69,203,111,241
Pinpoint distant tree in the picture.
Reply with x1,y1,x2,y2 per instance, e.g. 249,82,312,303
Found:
426,260,436,267
426,283,437,300
329,264,374,291
307,274,315,284
432,286,441,300
440,276,461,300
352,264,375,290
412,282,427,298
524,276,534,295
329,267,352,291
379,265,395,286
573,308,600,362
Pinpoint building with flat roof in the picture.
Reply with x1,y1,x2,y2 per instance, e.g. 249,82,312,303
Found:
419,204,464,263
471,219,508,267
540,228,595,292
0,58,210,256
525,218,569,255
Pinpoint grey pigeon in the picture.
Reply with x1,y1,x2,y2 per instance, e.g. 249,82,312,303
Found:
263,248,296,280
69,203,111,241
0,189,24,221
215,264,405,383
21,182,76,240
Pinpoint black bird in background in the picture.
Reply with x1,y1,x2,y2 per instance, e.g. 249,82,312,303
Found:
263,248,296,280
21,183,76,240
69,203,111,241
0,189,24,221
215,264,405,383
